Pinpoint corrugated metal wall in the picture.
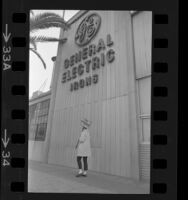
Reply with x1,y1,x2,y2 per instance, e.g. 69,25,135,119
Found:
47,11,139,178
132,11,152,180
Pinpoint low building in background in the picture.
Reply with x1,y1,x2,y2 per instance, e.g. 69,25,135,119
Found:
29,91,51,158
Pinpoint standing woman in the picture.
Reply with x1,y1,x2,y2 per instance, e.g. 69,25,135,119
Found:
75,119,91,177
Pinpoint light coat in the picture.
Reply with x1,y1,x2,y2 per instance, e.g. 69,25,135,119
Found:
76,129,91,157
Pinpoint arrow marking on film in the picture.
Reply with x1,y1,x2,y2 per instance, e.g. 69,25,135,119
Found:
3,24,11,43
1,129,10,148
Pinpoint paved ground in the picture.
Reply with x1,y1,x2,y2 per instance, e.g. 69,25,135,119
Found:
28,160,150,194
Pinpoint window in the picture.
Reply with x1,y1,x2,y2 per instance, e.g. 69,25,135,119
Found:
35,123,47,141
29,99,50,141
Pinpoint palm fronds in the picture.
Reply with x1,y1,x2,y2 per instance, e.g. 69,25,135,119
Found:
30,48,47,69
30,36,67,44
29,11,69,69
30,39,37,50
30,12,69,32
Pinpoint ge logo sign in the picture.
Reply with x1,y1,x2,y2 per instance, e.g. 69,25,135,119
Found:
75,13,101,46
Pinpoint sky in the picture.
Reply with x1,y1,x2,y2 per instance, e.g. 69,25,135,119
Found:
29,10,79,98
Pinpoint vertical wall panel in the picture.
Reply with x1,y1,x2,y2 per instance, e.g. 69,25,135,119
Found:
103,100,108,173
132,11,152,180
106,100,111,174
110,98,116,174
100,100,107,173
98,101,102,147
119,97,125,176
133,12,152,78
90,103,95,147
138,77,151,114
102,60,107,100
106,62,111,99
115,97,121,175
94,102,99,147
98,68,103,102
70,107,74,147
142,118,150,142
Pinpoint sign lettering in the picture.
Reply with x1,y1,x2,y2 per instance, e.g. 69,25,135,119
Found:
62,34,115,91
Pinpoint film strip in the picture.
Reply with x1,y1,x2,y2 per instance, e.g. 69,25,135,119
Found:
1,1,178,200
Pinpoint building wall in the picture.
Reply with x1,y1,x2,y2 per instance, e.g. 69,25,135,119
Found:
47,11,140,178
132,11,152,180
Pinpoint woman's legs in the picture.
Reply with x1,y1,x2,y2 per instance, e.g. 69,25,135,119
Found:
83,157,88,175
76,156,88,176
77,156,82,174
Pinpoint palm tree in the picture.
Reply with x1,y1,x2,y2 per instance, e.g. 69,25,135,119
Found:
30,11,69,69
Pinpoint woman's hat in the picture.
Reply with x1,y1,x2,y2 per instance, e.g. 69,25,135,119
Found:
81,118,91,128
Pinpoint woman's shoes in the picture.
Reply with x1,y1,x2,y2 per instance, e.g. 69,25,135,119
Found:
82,171,87,177
75,172,87,177
76,173,83,177
82,174,87,177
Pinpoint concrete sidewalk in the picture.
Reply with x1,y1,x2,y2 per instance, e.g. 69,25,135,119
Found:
28,160,150,194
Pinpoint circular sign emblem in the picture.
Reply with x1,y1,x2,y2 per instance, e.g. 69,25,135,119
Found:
75,13,101,46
